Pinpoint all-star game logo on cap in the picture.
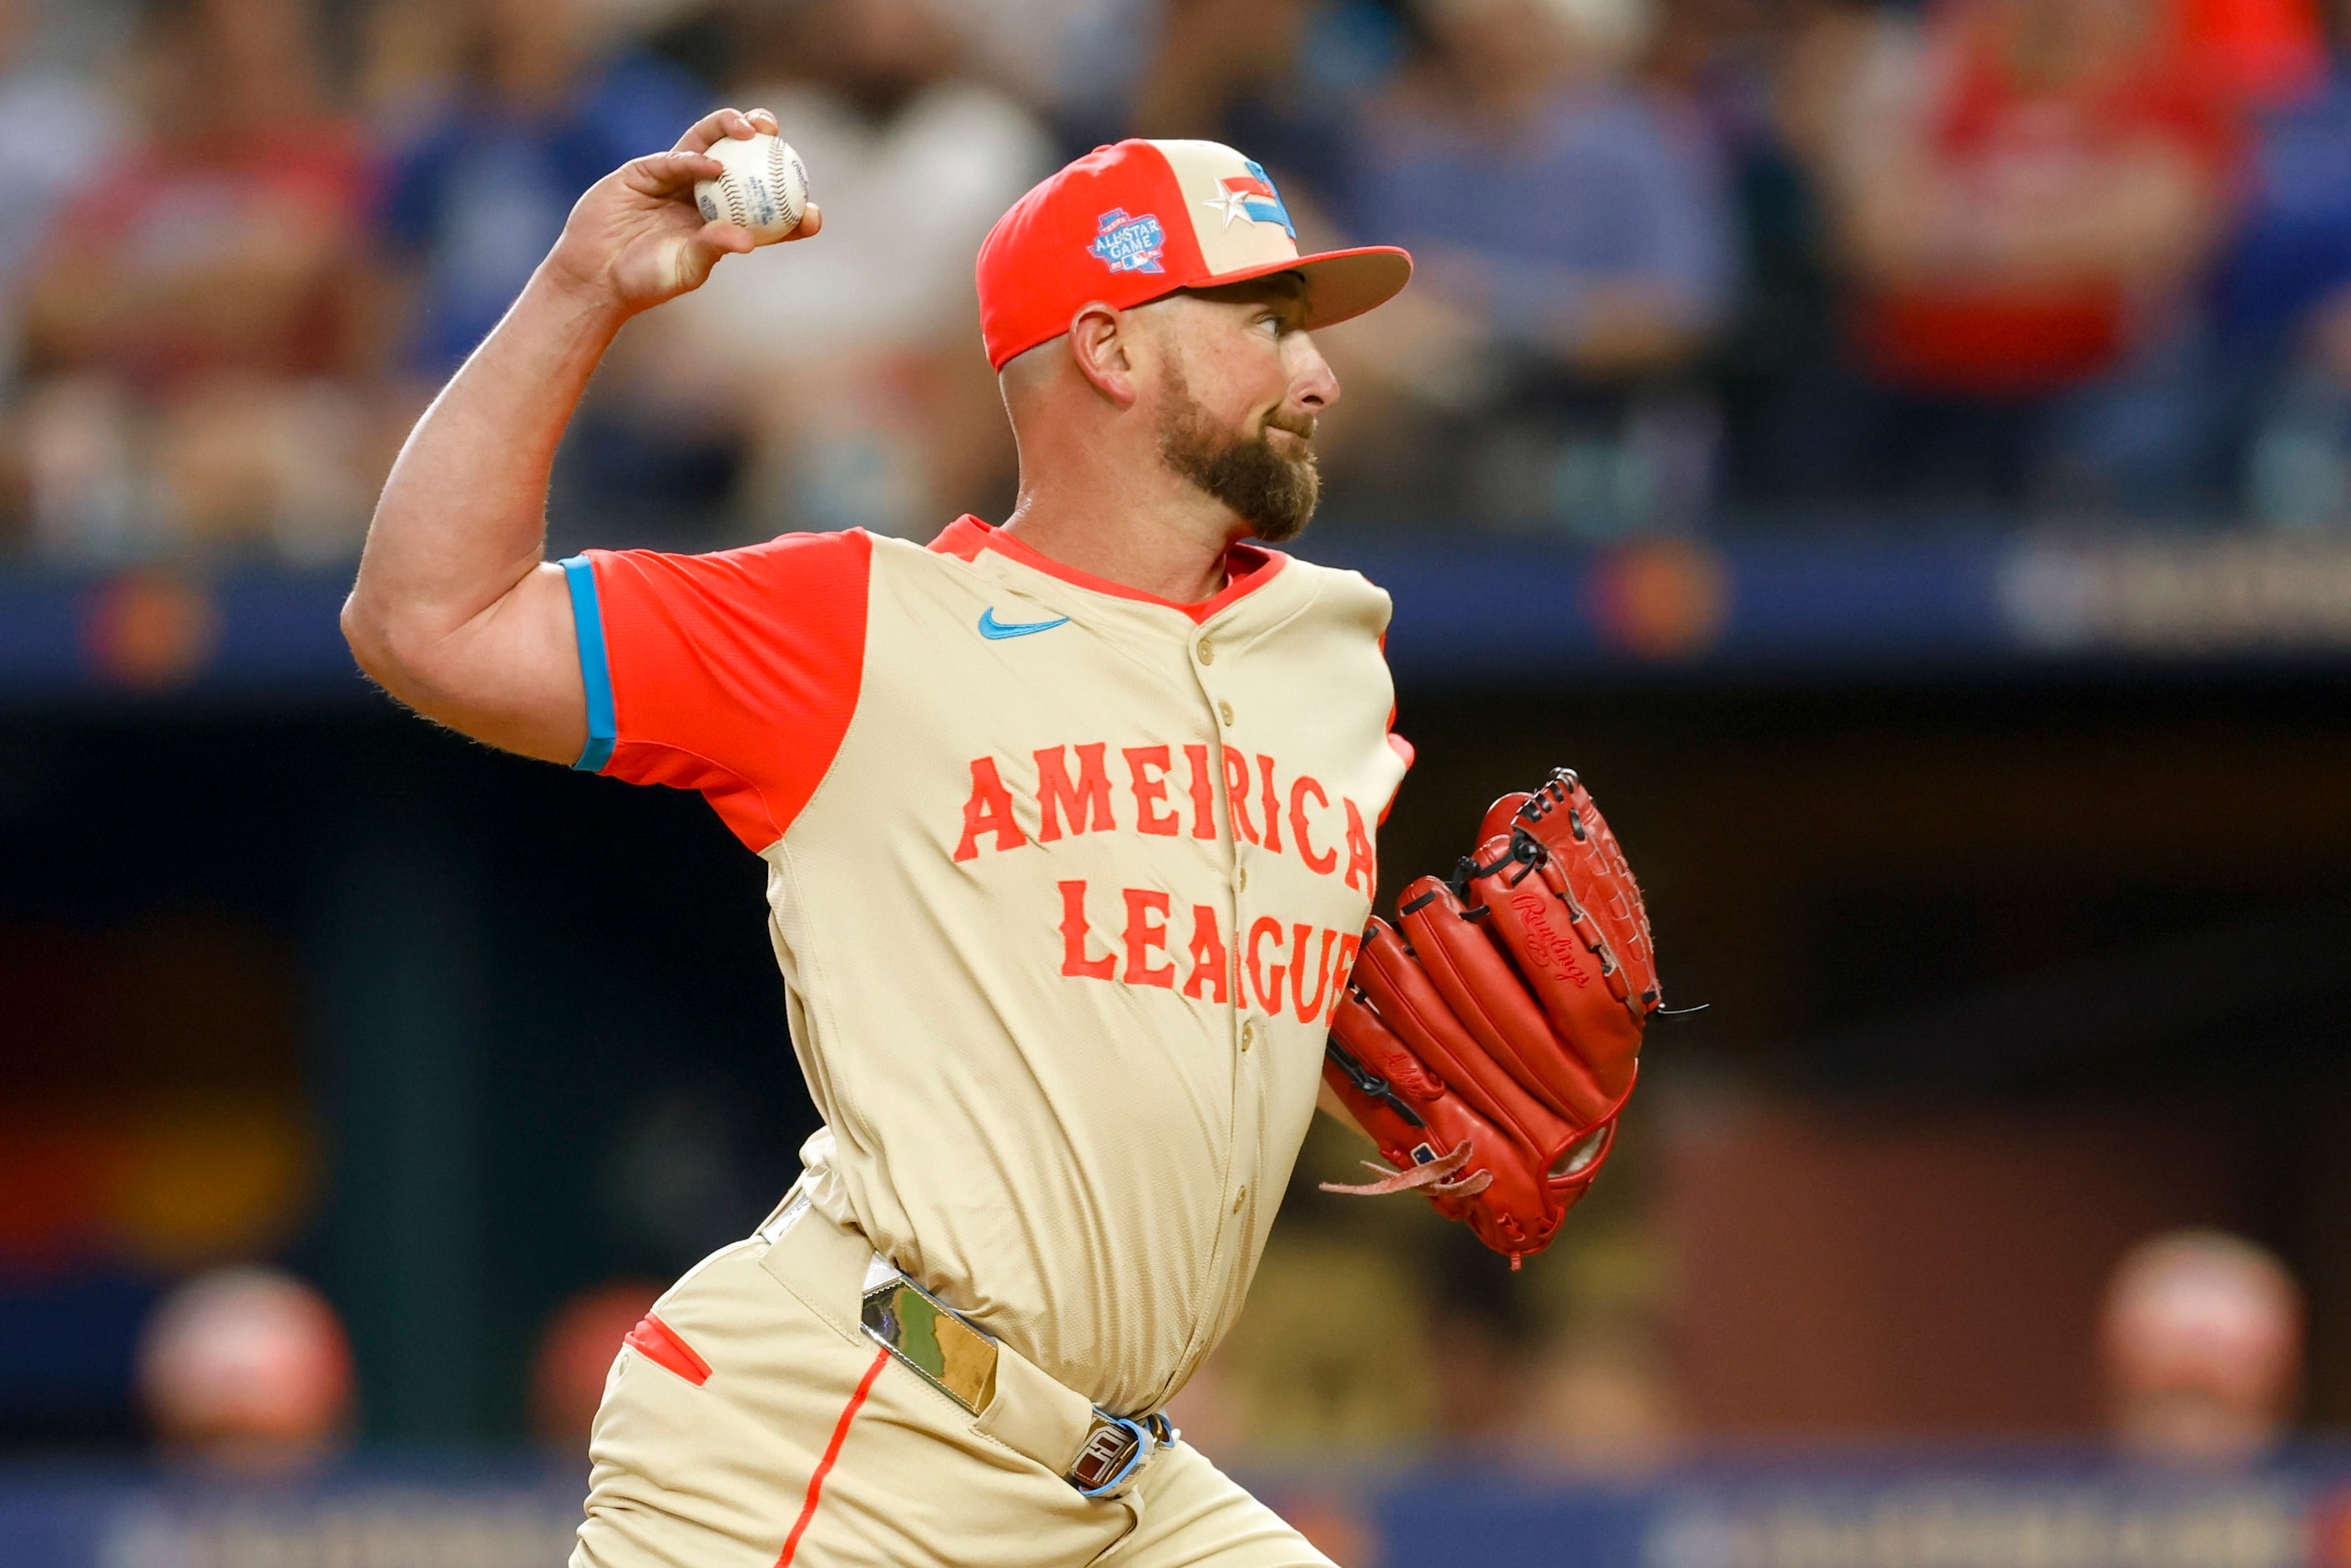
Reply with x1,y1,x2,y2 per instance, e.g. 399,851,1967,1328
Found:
1201,160,1295,237
1090,208,1167,275
974,138,1413,371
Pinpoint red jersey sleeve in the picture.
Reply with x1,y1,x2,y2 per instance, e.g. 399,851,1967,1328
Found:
561,530,872,851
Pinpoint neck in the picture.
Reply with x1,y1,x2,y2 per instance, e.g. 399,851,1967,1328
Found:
999,461,1246,606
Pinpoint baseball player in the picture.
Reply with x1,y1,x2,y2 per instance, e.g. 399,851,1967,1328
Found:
344,109,1656,1567
346,107,1412,1566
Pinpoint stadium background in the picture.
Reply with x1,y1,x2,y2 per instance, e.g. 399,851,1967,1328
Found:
8,0,2351,1561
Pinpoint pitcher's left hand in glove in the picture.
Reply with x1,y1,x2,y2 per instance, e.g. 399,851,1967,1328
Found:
1320,768,1661,1267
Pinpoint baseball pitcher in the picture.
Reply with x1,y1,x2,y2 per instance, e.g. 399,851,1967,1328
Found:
343,107,1659,1568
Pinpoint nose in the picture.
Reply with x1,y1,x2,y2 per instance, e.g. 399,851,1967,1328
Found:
1287,330,1340,415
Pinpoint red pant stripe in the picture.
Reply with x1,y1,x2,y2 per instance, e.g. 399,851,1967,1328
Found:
776,1345,890,1566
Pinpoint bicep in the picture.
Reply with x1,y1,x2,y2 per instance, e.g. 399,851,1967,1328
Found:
351,560,592,766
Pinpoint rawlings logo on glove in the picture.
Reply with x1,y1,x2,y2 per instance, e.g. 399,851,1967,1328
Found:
1320,768,1661,1267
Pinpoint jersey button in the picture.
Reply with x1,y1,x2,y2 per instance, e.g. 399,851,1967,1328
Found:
1233,1187,1246,1213
1236,865,1248,891
1240,1019,1254,1052
1217,700,1235,726
1196,638,1216,665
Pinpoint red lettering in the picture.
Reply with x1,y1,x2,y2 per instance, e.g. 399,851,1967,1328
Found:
954,757,1028,862
1256,756,1283,852
1342,797,1376,896
1124,746,1178,837
1035,743,1114,842
1327,933,1361,1023
1246,917,1286,1014
1291,924,1338,1022
1058,880,1115,979
1183,906,1230,1004
1290,776,1335,874
1183,745,1216,839
1222,746,1260,845
1122,888,1176,988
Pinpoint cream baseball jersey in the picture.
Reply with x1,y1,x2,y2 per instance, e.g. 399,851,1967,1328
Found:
562,516,1409,1415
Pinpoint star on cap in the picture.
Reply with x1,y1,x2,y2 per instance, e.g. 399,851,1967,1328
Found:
1201,186,1257,229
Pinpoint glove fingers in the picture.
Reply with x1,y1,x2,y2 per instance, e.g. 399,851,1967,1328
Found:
1353,913,1575,1146
1466,852,1643,1100
1320,1042,1548,1244
1321,1033,1430,1154
1329,984,1445,1103
1397,876,1617,1126
1478,791,1534,848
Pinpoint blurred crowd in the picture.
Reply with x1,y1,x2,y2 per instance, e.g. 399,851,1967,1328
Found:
0,0,2349,563
130,1226,2305,1473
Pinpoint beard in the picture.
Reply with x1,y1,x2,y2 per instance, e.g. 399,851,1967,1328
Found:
1154,362,1322,544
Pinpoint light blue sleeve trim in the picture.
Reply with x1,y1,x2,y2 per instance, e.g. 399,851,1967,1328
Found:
559,555,617,773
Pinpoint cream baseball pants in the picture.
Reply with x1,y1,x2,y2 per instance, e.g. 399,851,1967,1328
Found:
570,1201,1337,1568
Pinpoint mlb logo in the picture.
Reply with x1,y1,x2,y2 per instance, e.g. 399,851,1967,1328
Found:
1090,208,1167,275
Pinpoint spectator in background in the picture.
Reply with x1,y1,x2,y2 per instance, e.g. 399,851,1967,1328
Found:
929,0,1155,140
1125,0,1406,201
12,0,374,562
624,0,1050,540
1799,0,2237,510
2223,0,2351,529
136,1265,353,1472
2101,1230,2303,1465
1644,0,1853,510
1325,0,1734,535
530,1279,662,1449
377,0,709,387
0,0,120,395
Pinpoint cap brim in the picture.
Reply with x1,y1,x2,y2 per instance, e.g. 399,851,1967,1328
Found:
1196,245,1413,332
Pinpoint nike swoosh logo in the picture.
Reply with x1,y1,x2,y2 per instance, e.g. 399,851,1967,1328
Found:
978,608,1072,640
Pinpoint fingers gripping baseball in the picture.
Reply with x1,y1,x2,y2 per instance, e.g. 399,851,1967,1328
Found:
548,108,822,314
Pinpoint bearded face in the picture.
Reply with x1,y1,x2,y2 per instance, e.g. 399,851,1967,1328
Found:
1153,359,1322,544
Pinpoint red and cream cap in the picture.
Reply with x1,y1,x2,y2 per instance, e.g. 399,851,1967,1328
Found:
975,139,1413,371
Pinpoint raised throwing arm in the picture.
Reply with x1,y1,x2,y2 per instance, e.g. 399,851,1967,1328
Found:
341,107,820,764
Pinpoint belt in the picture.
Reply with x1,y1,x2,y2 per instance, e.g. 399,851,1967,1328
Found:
757,1193,1175,1500
858,1256,1176,1496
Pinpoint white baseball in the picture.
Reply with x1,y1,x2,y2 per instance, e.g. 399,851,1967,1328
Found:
694,132,811,245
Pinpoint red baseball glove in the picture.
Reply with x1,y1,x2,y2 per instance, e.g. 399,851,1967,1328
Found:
1320,768,1661,1267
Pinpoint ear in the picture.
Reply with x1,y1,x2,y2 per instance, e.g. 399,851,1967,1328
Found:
1067,302,1143,409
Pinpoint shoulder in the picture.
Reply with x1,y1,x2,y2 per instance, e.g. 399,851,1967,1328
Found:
1267,551,1395,642
599,527,874,585
584,529,876,647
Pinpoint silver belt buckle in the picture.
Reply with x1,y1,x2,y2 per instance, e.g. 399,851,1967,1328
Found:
1067,1411,1175,1498
856,1255,1174,1500
858,1257,1001,1416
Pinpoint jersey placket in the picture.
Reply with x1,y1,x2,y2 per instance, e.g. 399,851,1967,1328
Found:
1158,610,1265,1403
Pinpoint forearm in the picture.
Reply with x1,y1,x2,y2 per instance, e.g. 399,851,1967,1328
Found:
346,270,625,659
335,104,799,761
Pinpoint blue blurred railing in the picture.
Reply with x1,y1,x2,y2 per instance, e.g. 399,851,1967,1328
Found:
7,531,2351,702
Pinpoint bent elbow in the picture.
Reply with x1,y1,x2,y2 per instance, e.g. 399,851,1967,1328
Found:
340,593,402,688
340,592,444,706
